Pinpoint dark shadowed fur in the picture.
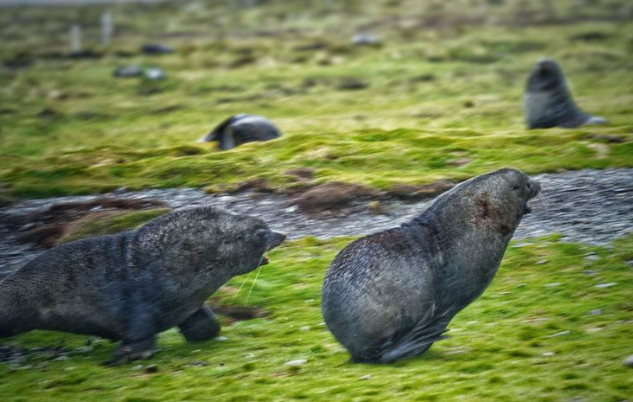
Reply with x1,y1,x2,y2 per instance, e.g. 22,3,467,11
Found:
322,168,541,363
0,206,285,365
524,58,607,129
200,114,282,150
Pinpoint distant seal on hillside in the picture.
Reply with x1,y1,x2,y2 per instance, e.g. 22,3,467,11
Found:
322,168,540,363
0,207,285,365
200,114,282,150
525,58,607,129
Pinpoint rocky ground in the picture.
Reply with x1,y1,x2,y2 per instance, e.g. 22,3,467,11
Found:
1,168,632,278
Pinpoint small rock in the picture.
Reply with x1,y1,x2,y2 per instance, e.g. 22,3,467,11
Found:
545,282,561,287
144,67,166,81
595,282,617,288
547,330,570,338
542,352,555,357
447,157,471,167
285,359,307,367
300,326,311,332
367,200,389,215
216,336,229,342
285,167,315,180
113,65,143,78
588,309,602,316
536,259,548,265
145,364,159,373
337,78,369,90
351,33,381,47
623,354,633,368
360,374,372,380
141,44,174,55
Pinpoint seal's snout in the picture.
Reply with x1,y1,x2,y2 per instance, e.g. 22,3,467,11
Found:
259,231,286,266
528,180,541,199
523,180,541,214
268,232,286,250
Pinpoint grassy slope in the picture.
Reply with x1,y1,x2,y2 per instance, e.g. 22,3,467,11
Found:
0,235,632,402
0,1,632,197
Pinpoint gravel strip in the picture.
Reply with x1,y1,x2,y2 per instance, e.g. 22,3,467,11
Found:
1,168,631,278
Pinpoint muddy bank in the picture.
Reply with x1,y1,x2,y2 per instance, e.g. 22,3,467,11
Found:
1,168,632,278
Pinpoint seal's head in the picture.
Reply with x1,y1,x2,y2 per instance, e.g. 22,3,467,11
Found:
427,168,541,238
489,168,541,217
462,168,540,235
527,58,566,93
133,206,286,278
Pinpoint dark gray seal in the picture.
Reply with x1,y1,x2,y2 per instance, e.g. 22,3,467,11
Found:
525,58,607,129
200,114,282,150
322,168,540,363
0,206,285,365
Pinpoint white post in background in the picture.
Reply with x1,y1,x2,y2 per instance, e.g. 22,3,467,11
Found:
101,11,113,46
70,24,82,54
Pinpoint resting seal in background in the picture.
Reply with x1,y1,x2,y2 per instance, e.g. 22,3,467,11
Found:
525,58,607,129
199,114,282,150
0,206,285,365
322,168,541,363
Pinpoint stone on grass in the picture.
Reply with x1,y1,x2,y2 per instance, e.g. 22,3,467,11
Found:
285,359,307,367
144,67,166,81
114,66,143,78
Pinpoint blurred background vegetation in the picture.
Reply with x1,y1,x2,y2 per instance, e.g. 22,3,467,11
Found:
0,0,631,198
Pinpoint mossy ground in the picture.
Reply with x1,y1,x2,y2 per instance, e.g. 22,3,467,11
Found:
1,1,632,401
1,235,632,402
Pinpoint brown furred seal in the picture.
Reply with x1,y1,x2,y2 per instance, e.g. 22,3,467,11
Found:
322,168,540,363
0,206,285,365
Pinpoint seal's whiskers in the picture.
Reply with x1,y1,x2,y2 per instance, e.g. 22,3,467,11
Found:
232,270,254,301
246,265,263,304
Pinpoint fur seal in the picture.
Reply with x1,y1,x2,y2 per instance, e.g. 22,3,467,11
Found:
321,168,540,363
525,58,607,129
0,206,285,365
200,114,282,150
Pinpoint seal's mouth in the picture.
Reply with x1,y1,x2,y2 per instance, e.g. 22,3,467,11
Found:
523,180,541,214
259,231,286,266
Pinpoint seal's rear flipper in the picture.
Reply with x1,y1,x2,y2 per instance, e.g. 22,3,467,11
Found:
378,316,450,363
178,306,221,342
104,336,157,366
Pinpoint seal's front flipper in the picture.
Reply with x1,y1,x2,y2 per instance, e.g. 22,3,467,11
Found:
178,306,221,342
105,336,157,366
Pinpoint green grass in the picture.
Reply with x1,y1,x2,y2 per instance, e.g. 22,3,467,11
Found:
1,1,632,401
1,234,632,402
0,0,632,197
